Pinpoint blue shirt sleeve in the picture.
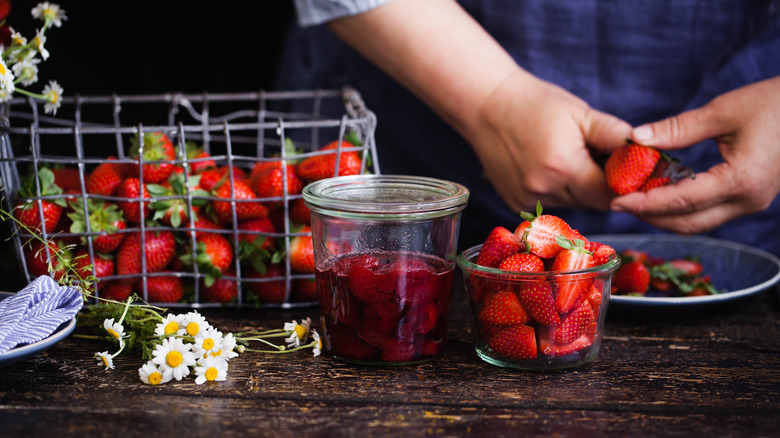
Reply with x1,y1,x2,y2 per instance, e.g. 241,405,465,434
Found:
293,0,395,27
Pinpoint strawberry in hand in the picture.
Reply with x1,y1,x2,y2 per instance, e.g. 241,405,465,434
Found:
604,141,693,195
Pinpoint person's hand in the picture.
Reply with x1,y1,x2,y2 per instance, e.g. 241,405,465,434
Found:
611,76,780,233
470,72,632,211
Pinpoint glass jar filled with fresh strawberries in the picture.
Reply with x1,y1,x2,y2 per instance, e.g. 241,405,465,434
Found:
457,203,621,370
303,175,469,365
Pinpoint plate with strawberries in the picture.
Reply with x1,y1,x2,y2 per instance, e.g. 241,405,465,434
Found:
590,234,780,312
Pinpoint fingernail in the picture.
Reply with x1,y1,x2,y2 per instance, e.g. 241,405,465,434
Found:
632,125,654,143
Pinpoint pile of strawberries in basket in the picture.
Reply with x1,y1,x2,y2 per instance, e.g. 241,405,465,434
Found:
12,131,365,304
469,202,618,361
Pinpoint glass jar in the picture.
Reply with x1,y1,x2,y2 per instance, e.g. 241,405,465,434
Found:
303,175,469,365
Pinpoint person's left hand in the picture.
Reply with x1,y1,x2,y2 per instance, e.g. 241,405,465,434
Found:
611,76,780,233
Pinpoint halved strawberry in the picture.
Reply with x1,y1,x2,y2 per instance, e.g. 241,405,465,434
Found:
539,331,594,357
551,236,595,314
476,226,524,268
514,201,573,259
487,324,537,360
478,290,530,326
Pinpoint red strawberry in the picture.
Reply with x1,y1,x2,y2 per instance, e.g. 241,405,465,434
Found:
487,324,537,360
551,301,595,346
237,217,276,252
289,225,315,273
585,282,604,318
251,163,305,209
586,241,617,266
141,272,184,303
605,143,661,195
51,166,82,192
476,226,524,268
330,322,378,360
478,290,530,326
129,132,177,184
115,178,150,223
551,236,595,314
514,201,574,259
73,249,115,279
380,338,422,362
86,157,126,196
116,230,176,277
621,249,649,265
289,197,311,224
203,269,238,303
198,168,225,192
517,281,561,326
24,239,70,279
612,260,650,295
498,252,545,272
14,168,64,234
211,179,269,225
640,176,671,192
67,199,126,253
185,142,217,174
98,280,133,301
540,332,594,357
147,172,209,228
185,232,234,286
246,263,287,303
297,140,362,181
292,277,318,302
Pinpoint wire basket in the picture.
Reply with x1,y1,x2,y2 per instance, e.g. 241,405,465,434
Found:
0,87,379,308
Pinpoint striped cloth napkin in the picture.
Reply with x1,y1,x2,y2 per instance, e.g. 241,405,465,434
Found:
0,275,83,355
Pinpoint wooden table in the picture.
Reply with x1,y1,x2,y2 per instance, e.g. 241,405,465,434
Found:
1,277,778,437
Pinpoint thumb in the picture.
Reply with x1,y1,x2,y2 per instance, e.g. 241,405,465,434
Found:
582,108,633,153
630,105,726,150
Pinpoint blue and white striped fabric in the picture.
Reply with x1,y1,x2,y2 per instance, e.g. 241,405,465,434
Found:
0,276,83,355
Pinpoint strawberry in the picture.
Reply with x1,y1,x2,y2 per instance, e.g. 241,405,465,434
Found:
185,142,217,174
292,277,318,302
551,236,595,314
605,143,661,195
539,332,594,357
497,252,545,273
476,226,524,268
86,157,127,196
478,290,530,326
296,140,362,181
380,338,422,362
640,176,671,192
551,300,595,346
621,249,649,265
67,198,126,253
116,230,176,277
487,324,537,360
13,167,65,234
585,281,604,317
198,168,226,192
517,281,560,326
183,232,234,287
98,280,133,301
585,241,617,266
24,239,70,280
251,163,305,209
73,249,115,279
141,272,184,303
289,225,315,273
289,197,311,224
514,201,574,259
237,217,276,252
128,131,177,184
147,172,209,228
203,269,238,303
115,177,151,223
612,260,650,295
211,179,269,225
51,166,82,192
246,263,287,303
329,322,378,360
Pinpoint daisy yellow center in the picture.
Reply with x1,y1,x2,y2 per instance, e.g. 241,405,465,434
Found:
0,64,5,75
203,338,214,351
210,350,222,358
205,367,219,382
166,351,183,368
148,372,163,385
107,328,120,339
294,325,307,340
164,321,179,335
100,355,110,367
186,322,200,336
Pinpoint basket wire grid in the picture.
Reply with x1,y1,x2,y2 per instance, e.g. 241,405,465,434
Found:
0,87,379,308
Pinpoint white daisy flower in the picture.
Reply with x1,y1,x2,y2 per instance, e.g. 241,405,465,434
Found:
194,356,228,385
9,28,27,46
103,318,127,340
32,2,68,28
215,332,240,360
0,58,15,95
193,327,223,359
138,360,172,385
0,89,11,103
151,337,196,381
95,351,114,370
42,80,63,114
12,58,40,86
311,330,322,357
284,317,312,348
32,30,49,61
154,313,185,337
181,310,209,337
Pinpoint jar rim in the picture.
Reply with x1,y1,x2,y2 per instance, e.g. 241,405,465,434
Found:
302,174,469,217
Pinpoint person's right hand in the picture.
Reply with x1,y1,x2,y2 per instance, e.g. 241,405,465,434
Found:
468,71,632,212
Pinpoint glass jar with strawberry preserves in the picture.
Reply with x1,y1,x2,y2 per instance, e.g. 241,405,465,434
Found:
303,175,469,365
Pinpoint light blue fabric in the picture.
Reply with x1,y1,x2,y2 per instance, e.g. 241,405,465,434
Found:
0,275,83,354
293,0,393,27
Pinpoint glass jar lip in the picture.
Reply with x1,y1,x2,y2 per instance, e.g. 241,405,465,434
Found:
456,244,622,278
302,174,470,216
